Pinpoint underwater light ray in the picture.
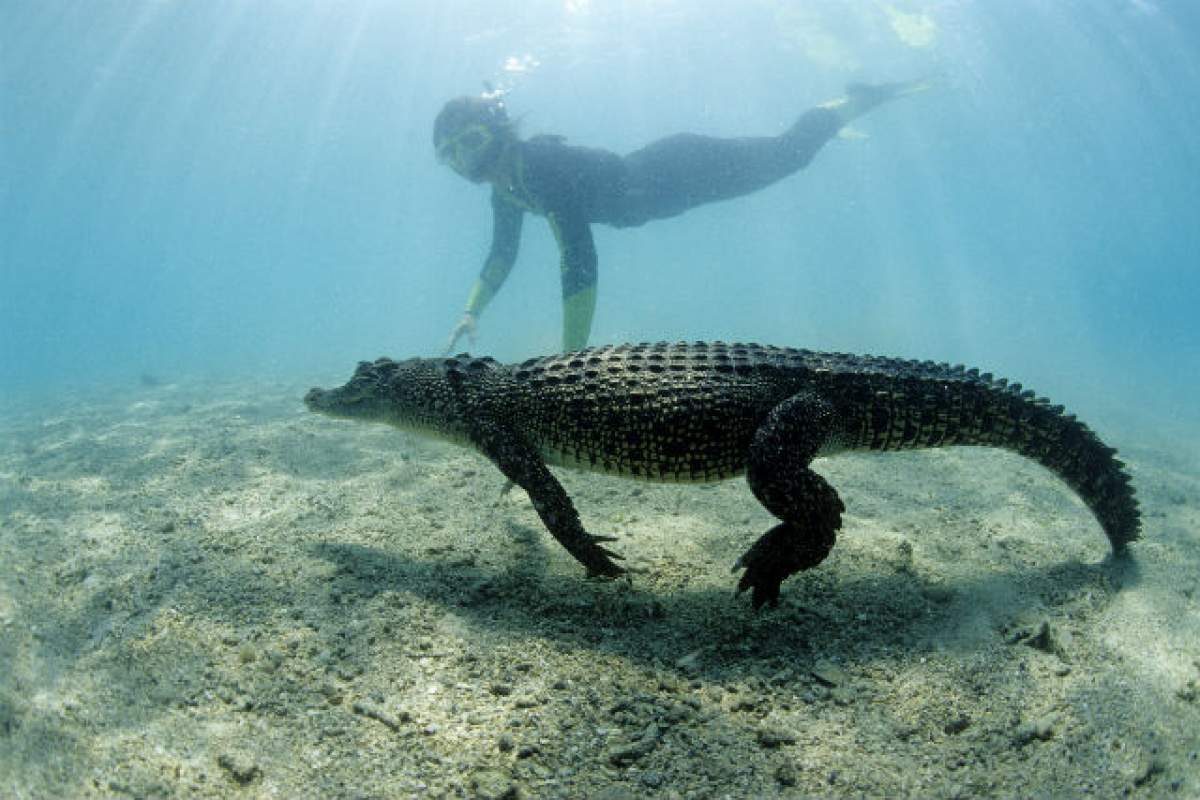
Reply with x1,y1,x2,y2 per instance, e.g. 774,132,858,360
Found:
25,2,166,225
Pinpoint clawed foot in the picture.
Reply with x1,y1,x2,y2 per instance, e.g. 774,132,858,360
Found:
580,533,626,579
732,522,835,610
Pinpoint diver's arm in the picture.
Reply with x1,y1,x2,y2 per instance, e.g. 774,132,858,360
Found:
546,209,598,352
443,191,524,354
465,191,524,318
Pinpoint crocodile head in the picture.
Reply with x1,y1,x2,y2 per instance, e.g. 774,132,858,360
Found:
305,357,472,442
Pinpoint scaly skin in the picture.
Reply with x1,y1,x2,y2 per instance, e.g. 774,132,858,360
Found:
305,341,1140,608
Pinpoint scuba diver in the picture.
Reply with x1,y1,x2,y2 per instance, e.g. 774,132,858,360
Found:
436,80,928,354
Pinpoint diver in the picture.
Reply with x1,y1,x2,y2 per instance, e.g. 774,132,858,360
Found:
436,80,928,354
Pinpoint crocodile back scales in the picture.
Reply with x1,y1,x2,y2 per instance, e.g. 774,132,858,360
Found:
483,342,1139,551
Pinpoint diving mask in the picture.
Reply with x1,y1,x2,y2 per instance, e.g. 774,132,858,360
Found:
436,123,497,178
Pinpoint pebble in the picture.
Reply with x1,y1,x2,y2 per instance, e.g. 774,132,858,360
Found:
830,686,857,706
262,648,285,672
639,771,663,788
775,762,800,786
810,659,847,687
756,725,797,748
351,700,408,731
470,769,518,800
732,697,759,712
606,723,662,766
769,667,795,685
1014,715,1056,746
944,716,971,735
590,787,640,800
1023,621,1070,661
216,752,261,785
675,650,704,673
1132,755,1167,788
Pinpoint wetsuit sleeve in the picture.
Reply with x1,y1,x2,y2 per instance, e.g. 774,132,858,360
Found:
463,190,525,318
545,209,597,352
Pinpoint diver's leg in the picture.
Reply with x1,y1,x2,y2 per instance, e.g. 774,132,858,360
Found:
771,78,931,178
618,79,928,224
547,212,598,352
821,78,932,124
620,131,825,221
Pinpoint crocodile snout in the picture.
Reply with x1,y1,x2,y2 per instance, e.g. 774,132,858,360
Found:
303,387,327,410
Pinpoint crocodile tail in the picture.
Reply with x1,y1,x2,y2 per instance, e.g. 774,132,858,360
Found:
841,366,1141,552
959,380,1141,553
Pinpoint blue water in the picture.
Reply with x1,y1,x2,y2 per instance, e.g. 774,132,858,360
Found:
3,1,1198,445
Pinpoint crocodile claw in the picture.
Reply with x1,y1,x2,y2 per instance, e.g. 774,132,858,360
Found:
733,522,834,610
582,533,626,578
734,556,787,610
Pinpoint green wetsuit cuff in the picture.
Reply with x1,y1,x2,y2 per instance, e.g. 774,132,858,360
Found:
561,287,596,352
464,279,496,317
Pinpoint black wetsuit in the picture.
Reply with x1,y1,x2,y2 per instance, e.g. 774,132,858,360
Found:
467,106,846,350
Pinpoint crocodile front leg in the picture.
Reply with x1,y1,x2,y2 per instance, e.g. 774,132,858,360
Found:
469,415,625,578
737,392,845,608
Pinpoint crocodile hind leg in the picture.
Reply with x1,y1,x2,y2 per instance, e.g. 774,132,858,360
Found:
470,416,625,578
737,392,845,608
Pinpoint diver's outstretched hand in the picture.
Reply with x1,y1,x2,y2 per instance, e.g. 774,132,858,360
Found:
441,312,478,356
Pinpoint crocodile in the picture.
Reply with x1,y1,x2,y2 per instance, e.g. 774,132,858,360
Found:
304,341,1140,608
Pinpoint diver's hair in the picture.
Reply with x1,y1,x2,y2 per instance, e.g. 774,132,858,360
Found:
433,96,513,147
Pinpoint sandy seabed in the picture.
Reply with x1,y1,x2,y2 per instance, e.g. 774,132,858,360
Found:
1,373,1198,799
